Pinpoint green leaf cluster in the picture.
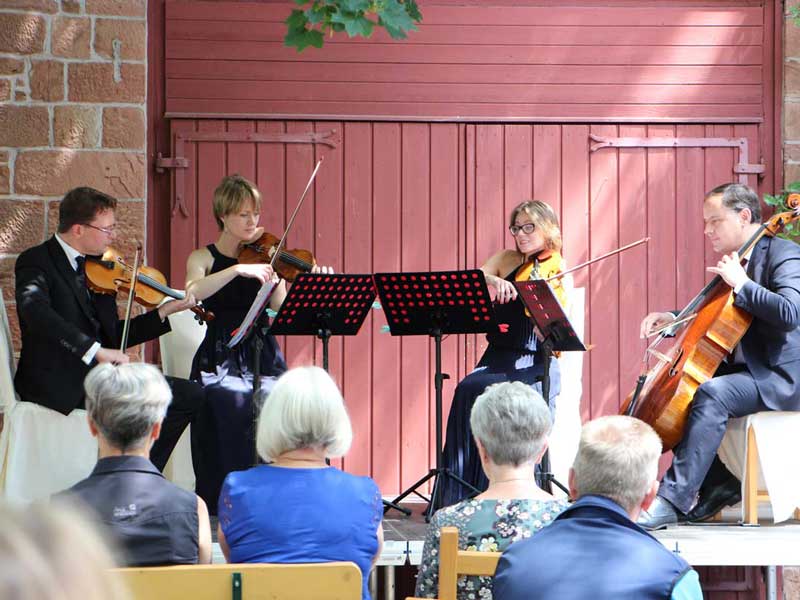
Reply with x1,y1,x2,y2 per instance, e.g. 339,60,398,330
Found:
763,181,800,240
285,0,422,52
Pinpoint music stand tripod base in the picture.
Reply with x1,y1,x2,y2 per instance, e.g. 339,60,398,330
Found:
374,270,498,521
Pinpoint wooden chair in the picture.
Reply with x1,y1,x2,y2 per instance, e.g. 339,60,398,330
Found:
115,562,362,600
407,526,501,600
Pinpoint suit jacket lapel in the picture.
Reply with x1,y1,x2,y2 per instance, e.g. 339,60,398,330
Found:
46,236,98,325
747,237,768,285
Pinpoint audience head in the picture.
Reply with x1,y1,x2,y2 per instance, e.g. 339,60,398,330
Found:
84,362,172,453
508,200,562,253
470,381,551,468
257,366,353,462
570,416,662,517
0,502,128,600
212,174,262,231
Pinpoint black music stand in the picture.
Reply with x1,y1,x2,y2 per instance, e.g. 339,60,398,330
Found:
269,273,410,516
514,279,586,495
375,270,498,521
270,273,375,371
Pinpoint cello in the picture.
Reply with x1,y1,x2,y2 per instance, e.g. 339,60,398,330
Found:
622,194,800,450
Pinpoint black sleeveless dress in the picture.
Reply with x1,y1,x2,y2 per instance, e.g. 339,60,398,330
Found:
190,244,287,513
438,264,560,507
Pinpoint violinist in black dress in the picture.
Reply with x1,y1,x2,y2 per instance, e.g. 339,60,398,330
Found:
439,200,569,507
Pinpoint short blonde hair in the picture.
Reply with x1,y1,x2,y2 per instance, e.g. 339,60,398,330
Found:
256,366,353,462
508,200,562,253
212,174,262,230
0,501,129,600
572,416,662,513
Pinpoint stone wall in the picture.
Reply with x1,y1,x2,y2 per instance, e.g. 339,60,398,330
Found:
787,1,800,187
0,0,147,354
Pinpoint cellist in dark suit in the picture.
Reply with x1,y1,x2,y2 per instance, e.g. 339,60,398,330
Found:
638,183,800,529
14,186,203,472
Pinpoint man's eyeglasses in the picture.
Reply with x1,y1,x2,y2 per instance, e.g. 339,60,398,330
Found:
83,223,117,236
509,223,536,236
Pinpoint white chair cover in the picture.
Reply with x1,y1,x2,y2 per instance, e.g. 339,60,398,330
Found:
158,306,206,492
550,287,585,496
718,411,800,523
0,287,97,504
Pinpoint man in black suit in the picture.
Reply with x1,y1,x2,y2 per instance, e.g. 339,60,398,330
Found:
638,183,800,529
14,186,203,473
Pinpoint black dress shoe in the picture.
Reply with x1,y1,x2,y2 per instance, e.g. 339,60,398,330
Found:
687,478,741,523
637,497,687,530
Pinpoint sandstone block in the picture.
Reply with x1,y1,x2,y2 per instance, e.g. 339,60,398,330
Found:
787,21,800,58
6,303,21,355
0,106,49,147
0,59,24,76
2,0,57,13
0,13,46,54
16,150,145,198
0,199,45,254
95,18,145,60
0,165,9,194
102,107,144,149
0,81,10,102
52,16,91,58
62,0,81,12
55,105,100,148
786,62,800,97
86,0,145,17
0,258,15,303
785,144,800,161
785,101,800,141
0,151,9,163
784,163,800,187
68,63,144,103
15,91,27,102
30,59,64,102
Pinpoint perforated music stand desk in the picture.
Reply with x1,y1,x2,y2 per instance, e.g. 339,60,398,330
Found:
270,273,375,372
514,279,586,494
374,270,498,520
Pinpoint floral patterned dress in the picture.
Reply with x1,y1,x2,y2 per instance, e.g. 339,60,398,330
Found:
415,497,569,600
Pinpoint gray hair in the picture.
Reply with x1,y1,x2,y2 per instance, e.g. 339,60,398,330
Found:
83,363,171,451
706,183,761,222
256,366,353,462
572,416,662,513
469,381,551,467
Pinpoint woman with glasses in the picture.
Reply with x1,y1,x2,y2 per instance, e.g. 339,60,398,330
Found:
184,174,331,513
439,200,568,508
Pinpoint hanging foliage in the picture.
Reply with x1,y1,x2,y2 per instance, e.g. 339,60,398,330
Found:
285,0,422,52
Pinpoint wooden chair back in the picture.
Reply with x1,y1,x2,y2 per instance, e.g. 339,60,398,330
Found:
406,526,501,600
114,562,362,600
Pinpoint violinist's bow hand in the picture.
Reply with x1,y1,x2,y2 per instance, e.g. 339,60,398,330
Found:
639,312,675,339
707,251,749,290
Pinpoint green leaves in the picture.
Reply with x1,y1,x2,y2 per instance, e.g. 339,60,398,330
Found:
285,0,422,52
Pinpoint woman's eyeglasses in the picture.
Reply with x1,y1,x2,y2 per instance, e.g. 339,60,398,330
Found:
509,223,536,236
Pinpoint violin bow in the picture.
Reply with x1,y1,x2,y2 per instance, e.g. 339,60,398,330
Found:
119,240,143,353
544,237,650,283
268,157,324,273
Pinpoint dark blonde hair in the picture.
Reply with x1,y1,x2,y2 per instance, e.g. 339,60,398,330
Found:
508,200,562,253
212,174,262,230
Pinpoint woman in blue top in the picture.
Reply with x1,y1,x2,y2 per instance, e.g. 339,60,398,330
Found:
217,366,383,600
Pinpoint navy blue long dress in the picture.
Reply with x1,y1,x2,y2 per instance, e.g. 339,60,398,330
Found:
190,244,287,513
438,265,560,508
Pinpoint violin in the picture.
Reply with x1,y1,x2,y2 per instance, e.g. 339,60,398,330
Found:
85,247,214,322
515,249,568,309
238,231,316,283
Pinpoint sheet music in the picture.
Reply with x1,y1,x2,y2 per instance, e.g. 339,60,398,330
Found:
227,280,277,349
